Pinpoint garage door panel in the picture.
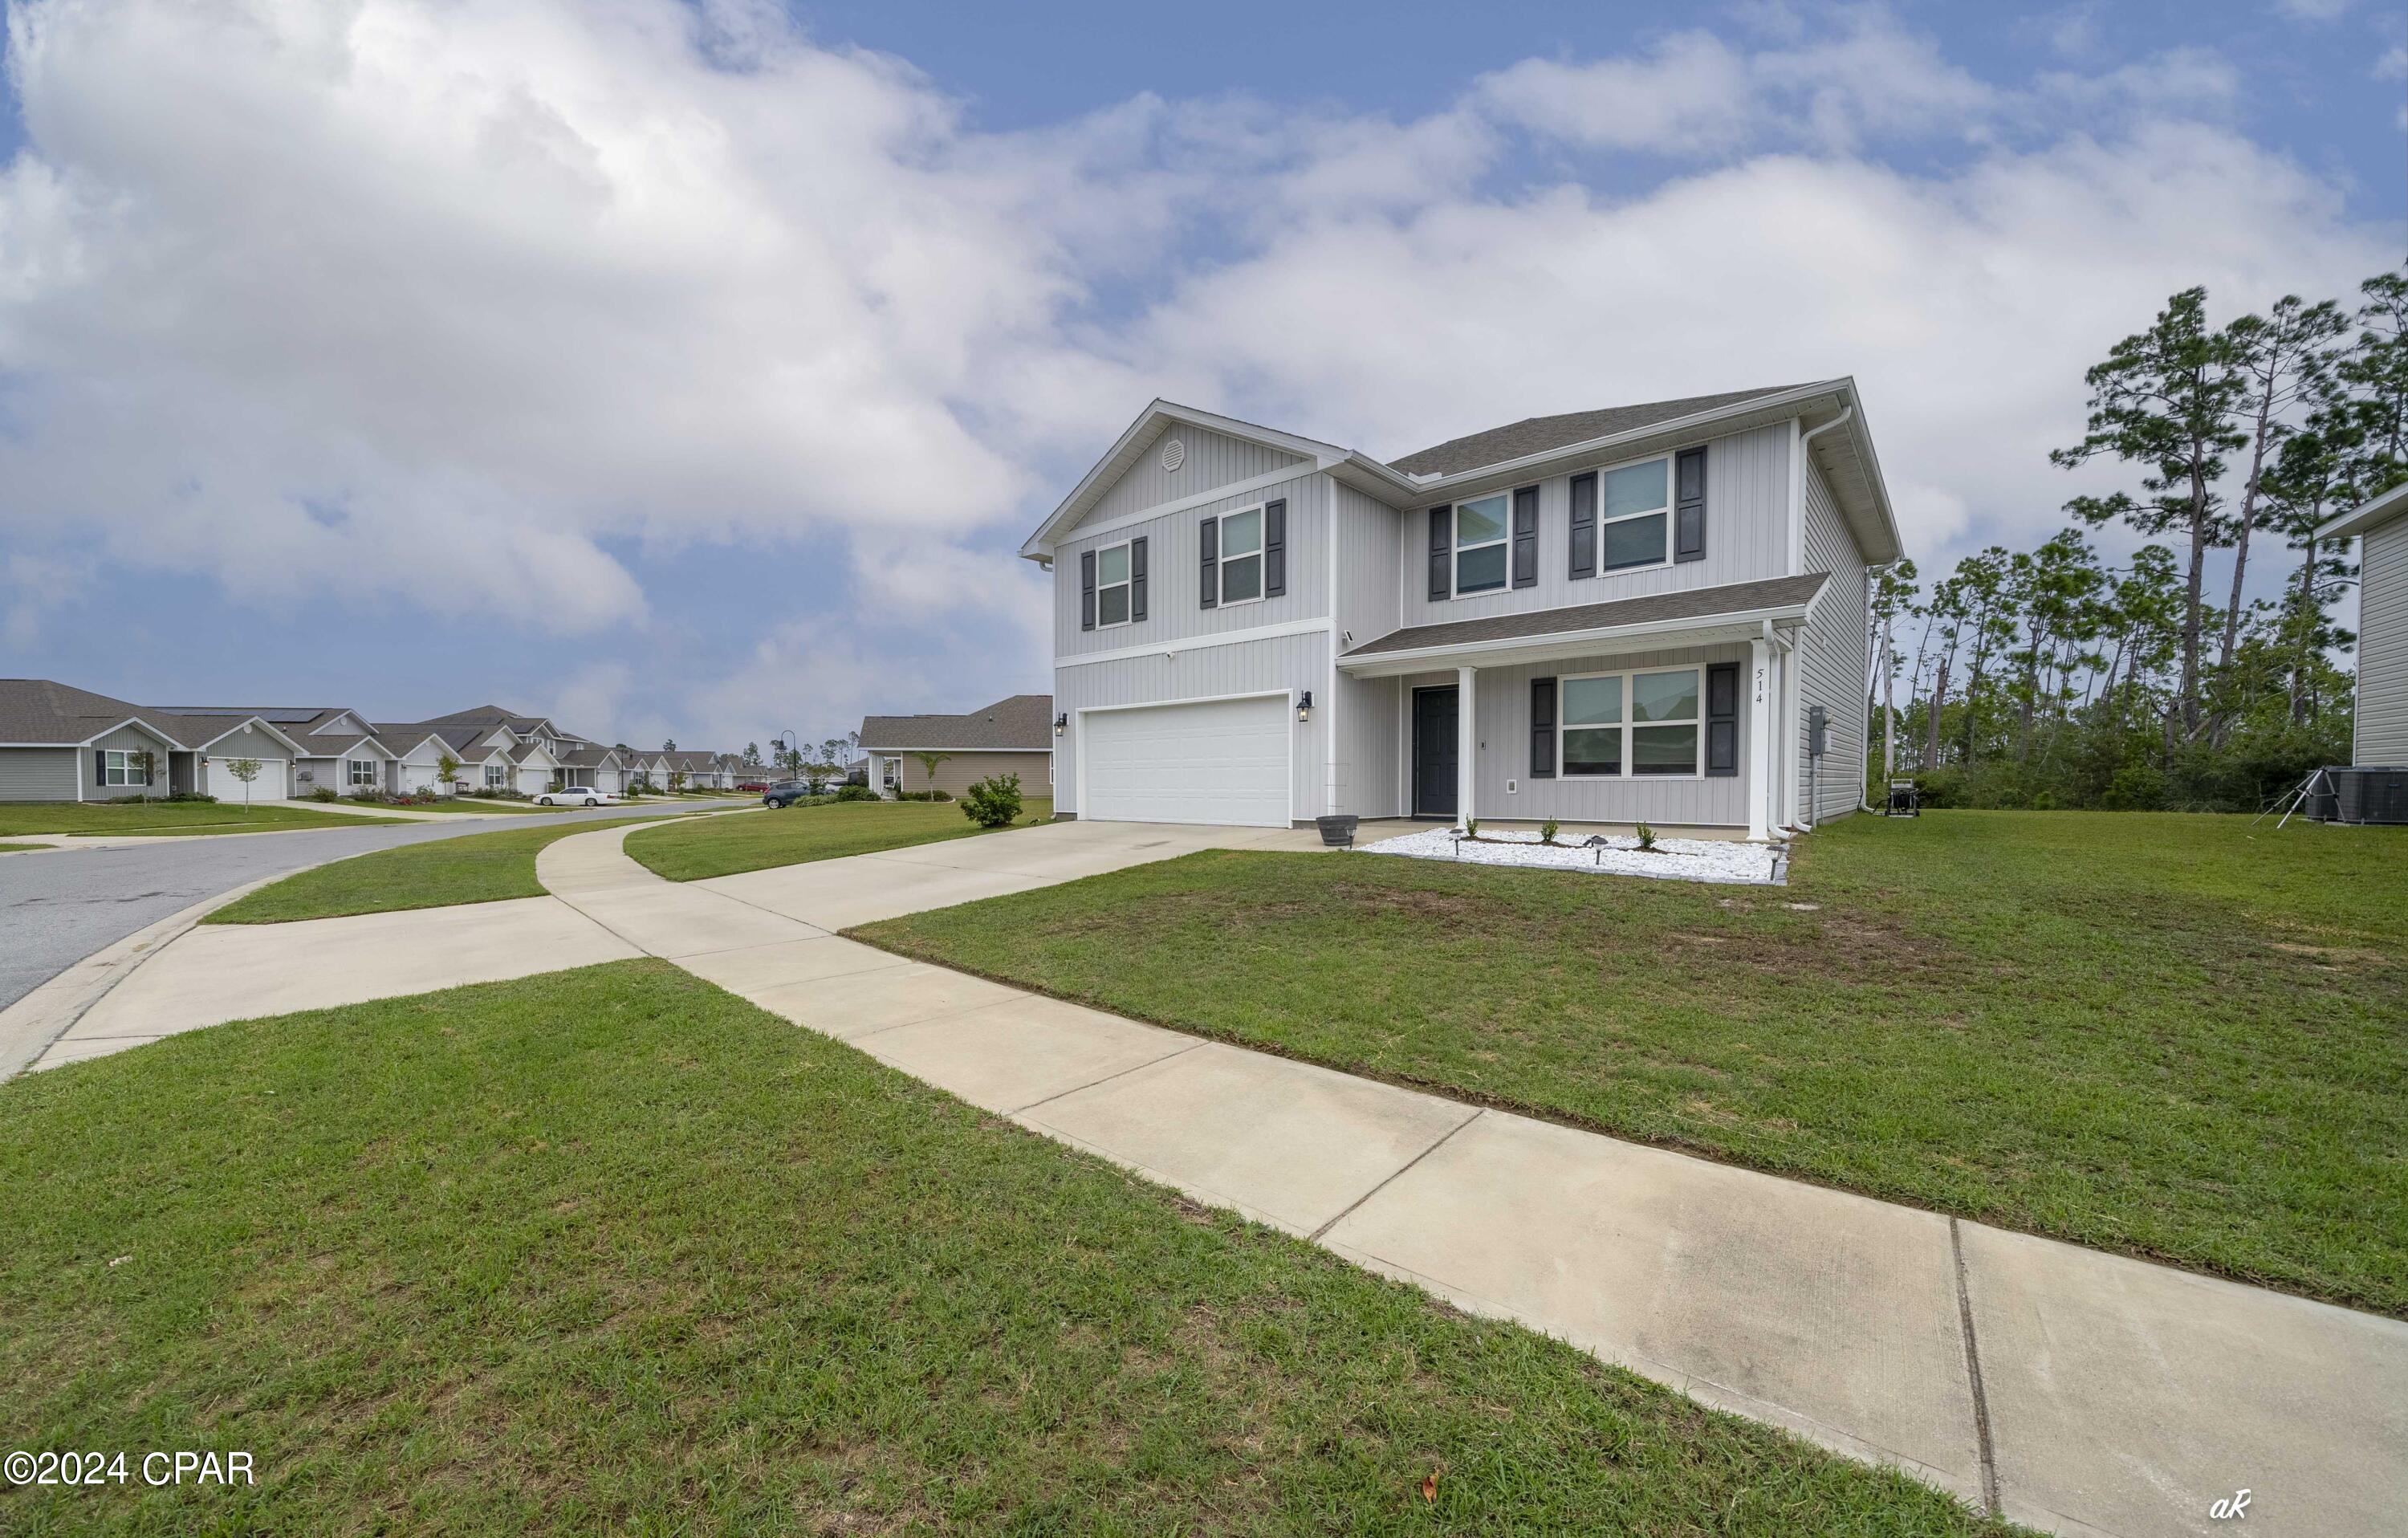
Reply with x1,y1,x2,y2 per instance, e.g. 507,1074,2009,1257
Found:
207,757,287,802
1084,695,1289,828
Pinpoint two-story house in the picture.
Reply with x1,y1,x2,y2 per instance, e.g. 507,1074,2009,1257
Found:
1022,381,1902,840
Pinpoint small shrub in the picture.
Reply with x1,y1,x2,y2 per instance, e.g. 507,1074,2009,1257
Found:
1464,817,1479,838
163,791,218,804
306,787,340,803
960,773,1023,828
831,783,878,803
1539,816,1560,845
1635,821,1658,850
2030,790,2057,812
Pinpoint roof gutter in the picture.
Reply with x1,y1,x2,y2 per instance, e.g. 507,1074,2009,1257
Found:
1403,380,1849,494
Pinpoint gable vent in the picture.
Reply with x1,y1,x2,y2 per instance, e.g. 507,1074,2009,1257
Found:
1160,437,1186,472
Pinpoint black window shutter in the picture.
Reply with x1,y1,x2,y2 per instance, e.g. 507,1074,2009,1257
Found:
1198,516,1219,609
1511,485,1539,588
1675,446,1707,564
96,748,106,787
1080,549,1096,631
1706,662,1739,776
1568,472,1597,580
1530,677,1556,778
1263,499,1287,597
1129,536,1148,621
1427,507,1450,600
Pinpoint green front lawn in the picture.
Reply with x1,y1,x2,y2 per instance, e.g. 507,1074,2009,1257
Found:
857,811,2408,1316
207,817,671,925
0,962,2008,1536
626,797,1052,882
0,841,47,852
0,802,407,836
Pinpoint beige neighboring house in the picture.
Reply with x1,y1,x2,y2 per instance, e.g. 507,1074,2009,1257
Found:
860,694,1054,798
2321,479,2407,767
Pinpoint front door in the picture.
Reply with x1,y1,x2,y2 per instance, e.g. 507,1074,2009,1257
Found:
1412,686,1458,820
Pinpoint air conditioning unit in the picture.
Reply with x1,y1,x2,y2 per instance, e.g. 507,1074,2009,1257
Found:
2324,766,2408,825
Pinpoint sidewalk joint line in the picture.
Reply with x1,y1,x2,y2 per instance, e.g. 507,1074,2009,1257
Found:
1950,1216,2002,1518
1309,1108,1483,1243
1008,1041,1205,1116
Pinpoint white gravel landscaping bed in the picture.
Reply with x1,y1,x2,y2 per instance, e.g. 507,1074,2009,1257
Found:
1358,826,1784,885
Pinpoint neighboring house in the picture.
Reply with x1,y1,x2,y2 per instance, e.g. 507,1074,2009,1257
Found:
660,749,730,788
0,679,300,802
2321,479,2408,767
860,695,1055,798
552,743,628,793
1020,384,1902,837
160,706,401,797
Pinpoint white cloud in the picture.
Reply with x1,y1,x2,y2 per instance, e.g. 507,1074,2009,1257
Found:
0,0,2394,717
2272,0,2353,21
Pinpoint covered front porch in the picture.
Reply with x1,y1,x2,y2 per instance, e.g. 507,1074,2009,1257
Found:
1336,575,1826,841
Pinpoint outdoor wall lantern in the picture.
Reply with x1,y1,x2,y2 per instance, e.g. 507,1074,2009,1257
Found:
1055,712,1068,737
1296,690,1312,723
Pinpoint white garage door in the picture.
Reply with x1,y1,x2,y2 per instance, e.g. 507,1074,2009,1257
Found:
1083,695,1291,827
397,762,439,794
207,757,287,803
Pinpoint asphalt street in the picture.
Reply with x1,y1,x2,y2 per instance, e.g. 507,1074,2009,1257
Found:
0,804,718,1013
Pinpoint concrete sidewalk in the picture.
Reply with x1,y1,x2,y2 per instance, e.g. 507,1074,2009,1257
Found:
532,816,2407,1538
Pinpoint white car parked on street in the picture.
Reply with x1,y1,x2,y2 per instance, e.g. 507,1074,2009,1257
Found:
535,787,617,808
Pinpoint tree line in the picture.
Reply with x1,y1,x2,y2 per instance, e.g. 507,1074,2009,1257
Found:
1866,267,2404,812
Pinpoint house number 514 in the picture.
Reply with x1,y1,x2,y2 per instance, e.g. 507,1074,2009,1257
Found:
1753,665,1767,704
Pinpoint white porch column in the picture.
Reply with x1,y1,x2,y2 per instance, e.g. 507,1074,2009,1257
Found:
1747,639,1773,842
1455,665,1478,832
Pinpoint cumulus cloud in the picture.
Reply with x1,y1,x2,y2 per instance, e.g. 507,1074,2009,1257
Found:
0,0,2395,734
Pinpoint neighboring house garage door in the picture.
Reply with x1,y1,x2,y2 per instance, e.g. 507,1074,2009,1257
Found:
208,756,287,802
397,762,440,794
1082,695,1290,827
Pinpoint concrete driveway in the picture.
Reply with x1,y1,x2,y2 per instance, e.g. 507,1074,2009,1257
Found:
0,801,725,1015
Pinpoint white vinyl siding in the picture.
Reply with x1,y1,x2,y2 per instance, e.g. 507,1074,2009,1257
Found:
1397,423,1793,632
1076,422,1308,532
1056,470,1328,658
2356,513,2408,764
1796,458,1869,823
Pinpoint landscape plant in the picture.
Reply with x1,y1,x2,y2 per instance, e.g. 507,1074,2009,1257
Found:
960,772,1023,828
224,756,263,811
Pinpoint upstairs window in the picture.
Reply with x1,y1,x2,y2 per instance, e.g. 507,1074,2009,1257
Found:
1218,507,1264,604
1096,541,1133,627
1453,494,1509,596
1599,458,1670,571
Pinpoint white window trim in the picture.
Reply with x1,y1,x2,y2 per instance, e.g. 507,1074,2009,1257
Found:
102,748,150,787
1556,665,1706,780
347,756,378,787
485,762,507,789
1588,451,1676,576
1093,538,1135,629
1216,502,1269,608
1450,492,1511,600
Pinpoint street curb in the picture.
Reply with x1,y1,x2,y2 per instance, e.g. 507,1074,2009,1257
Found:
0,873,281,1082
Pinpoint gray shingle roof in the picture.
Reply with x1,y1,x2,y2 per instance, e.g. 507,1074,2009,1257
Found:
0,678,157,744
1386,384,1817,479
1341,573,1830,658
860,694,1053,751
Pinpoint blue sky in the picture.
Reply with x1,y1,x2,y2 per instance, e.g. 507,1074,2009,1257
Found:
0,0,2401,751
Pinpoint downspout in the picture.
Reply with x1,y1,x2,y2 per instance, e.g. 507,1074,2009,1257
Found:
1792,405,1854,829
